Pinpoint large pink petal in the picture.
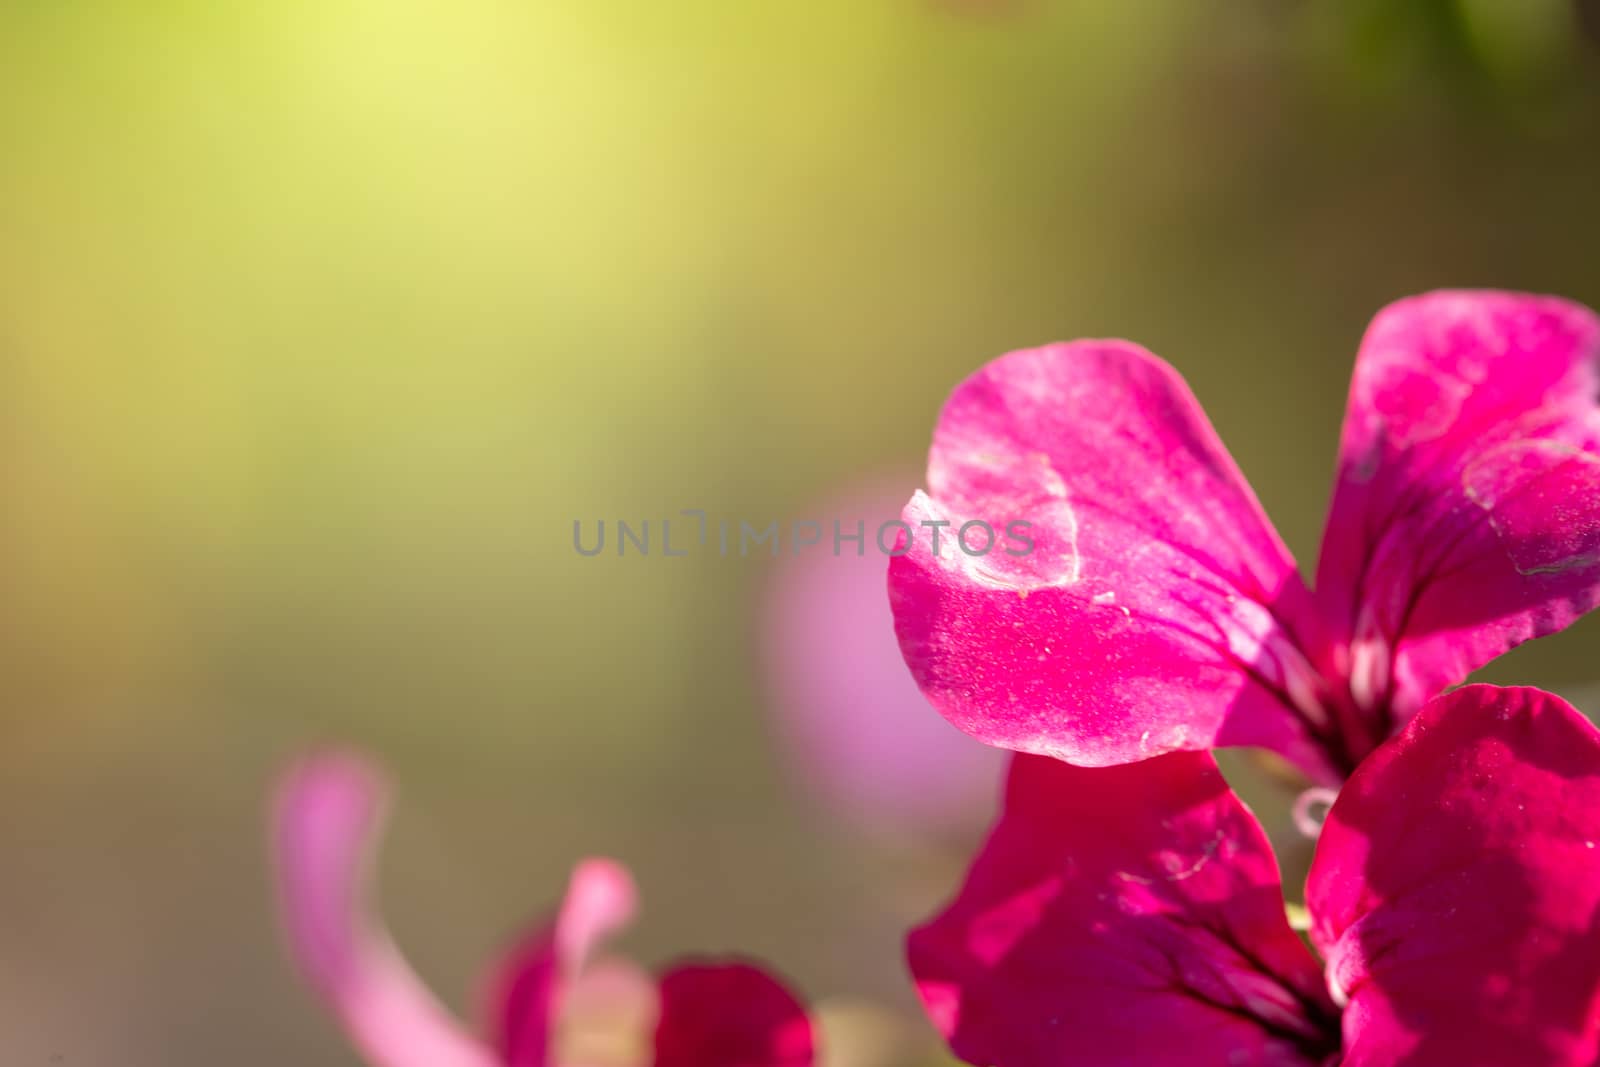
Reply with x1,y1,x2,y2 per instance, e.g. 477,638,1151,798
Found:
1308,685,1600,1067
762,479,1002,834
271,751,501,1067
889,341,1341,780
908,752,1339,1065
1316,291,1600,739
486,858,639,1067
652,961,815,1067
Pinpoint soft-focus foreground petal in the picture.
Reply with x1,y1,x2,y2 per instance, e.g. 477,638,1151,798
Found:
487,859,640,1067
1316,292,1600,734
909,752,1338,1065
1309,685,1600,1067
271,752,500,1067
763,480,1002,834
889,341,1337,780
653,961,815,1067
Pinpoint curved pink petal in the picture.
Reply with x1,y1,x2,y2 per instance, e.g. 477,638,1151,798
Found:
653,961,815,1067
889,341,1340,780
271,751,500,1067
908,751,1338,1065
486,858,639,1067
1308,685,1600,1067
762,479,1002,834
1316,292,1600,738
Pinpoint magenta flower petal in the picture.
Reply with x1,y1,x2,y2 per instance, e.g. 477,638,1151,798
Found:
271,752,500,1067
1317,292,1600,728
653,962,815,1067
487,859,639,1067
908,751,1338,1065
889,341,1335,779
1308,685,1600,1066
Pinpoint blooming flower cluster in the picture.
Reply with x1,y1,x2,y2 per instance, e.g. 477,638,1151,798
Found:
893,290,1600,1064
266,290,1600,1067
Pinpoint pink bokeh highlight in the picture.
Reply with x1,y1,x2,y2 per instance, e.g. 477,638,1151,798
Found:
762,480,1002,836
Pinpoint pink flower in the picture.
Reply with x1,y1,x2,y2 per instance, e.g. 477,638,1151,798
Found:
889,290,1600,782
762,480,1003,835
909,684,1600,1066
271,752,815,1067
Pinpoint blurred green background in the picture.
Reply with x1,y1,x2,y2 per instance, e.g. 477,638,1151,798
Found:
3,2,1600,1063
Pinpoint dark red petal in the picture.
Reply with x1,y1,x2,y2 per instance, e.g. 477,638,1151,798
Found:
1309,685,1600,1066
653,961,814,1067
910,752,1339,1066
